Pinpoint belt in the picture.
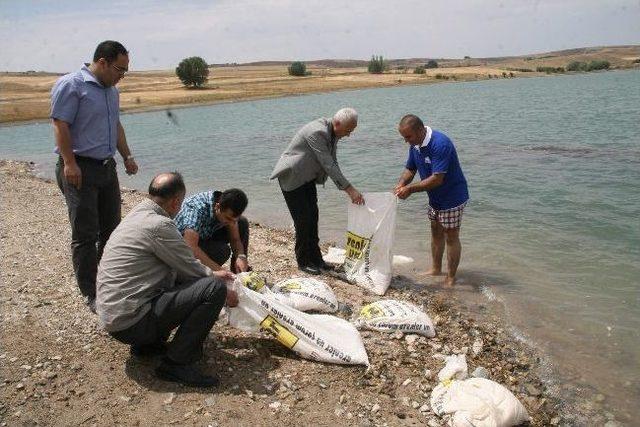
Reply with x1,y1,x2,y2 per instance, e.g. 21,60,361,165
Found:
73,155,113,166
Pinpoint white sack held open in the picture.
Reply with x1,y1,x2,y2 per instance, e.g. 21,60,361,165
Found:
227,276,369,366
353,299,436,337
272,277,339,313
344,192,397,295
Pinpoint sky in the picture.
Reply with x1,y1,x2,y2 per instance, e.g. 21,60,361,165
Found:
0,0,638,72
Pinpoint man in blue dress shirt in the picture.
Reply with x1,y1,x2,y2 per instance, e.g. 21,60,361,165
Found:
394,114,469,286
50,40,139,312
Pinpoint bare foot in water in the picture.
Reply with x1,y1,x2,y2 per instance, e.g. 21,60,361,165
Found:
418,269,444,276
444,276,456,287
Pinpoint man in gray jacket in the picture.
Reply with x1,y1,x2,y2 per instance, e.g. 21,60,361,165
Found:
96,172,237,388
271,108,364,275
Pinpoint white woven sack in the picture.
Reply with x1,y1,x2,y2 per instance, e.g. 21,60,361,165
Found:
353,299,436,337
228,281,369,366
272,277,339,313
430,378,529,427
344,192,397,295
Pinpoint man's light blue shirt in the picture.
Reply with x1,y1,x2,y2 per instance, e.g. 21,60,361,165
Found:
50,65,120,160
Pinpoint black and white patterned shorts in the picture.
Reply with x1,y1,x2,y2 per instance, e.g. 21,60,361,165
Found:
427,202,466,229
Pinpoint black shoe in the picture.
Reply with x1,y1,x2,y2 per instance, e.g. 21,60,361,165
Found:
130,342,167,358
316,262,335,272
155,360,220,388
86,296,97,314
298,265,321,275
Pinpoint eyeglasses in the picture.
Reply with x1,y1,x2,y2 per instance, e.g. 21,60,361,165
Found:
111,64,128,75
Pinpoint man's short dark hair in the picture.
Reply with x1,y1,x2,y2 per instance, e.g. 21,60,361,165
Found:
399,114,424,131
218,189,248,216
148,172,185,200
93,41,128,63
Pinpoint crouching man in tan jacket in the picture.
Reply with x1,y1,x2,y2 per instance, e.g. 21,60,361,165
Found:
96,172,237,388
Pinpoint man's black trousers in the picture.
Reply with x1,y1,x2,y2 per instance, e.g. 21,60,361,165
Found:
56,156,121,300
110,276,227,365
281,180,323,268
198,217,250,273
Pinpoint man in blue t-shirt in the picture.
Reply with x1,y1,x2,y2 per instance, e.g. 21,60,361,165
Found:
394,114,469,286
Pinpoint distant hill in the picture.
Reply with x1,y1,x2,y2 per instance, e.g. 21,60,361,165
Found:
212,45,640,69
214,59,370,68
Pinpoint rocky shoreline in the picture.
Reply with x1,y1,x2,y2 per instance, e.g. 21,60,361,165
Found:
0,160,621,426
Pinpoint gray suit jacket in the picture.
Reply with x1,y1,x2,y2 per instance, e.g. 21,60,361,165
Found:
96,199,212,332
270,118,351,192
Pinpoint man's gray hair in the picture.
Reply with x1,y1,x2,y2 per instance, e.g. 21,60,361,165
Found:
333,107,358,124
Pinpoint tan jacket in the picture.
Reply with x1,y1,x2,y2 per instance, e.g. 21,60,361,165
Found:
270,118,351,191
96,198,212,332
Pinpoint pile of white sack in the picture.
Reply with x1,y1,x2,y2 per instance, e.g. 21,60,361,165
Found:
226,274,442,368
227,273,369,366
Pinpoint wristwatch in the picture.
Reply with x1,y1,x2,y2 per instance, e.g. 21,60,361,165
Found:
124,154,134,161
237,254,248,260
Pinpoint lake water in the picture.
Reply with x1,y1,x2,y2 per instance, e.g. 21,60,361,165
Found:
1,70,639,421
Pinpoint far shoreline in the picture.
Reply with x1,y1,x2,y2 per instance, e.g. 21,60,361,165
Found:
2,65,637,127
0,70,513,127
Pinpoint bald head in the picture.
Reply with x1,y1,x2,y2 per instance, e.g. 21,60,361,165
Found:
149,172,185,199
148,172,186,217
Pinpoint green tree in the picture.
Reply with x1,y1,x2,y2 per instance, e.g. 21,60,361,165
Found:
175,56,209,88
413,66,426,74
425,60,438,69
567,61,588,72
567,60,609,72
288,61,308,76
368,55,387,74
587,60,610,71
536,66,565,73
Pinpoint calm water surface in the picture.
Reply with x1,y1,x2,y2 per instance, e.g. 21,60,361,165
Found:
2,70,639,420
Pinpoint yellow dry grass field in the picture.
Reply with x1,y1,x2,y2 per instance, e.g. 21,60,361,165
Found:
0,66,503,124
1,46,638,124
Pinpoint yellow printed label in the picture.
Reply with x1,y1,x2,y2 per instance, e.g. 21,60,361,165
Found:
359,303,385,319
241,272,266,291
344,231,371,271
259,315,299,349
280,282,302,291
